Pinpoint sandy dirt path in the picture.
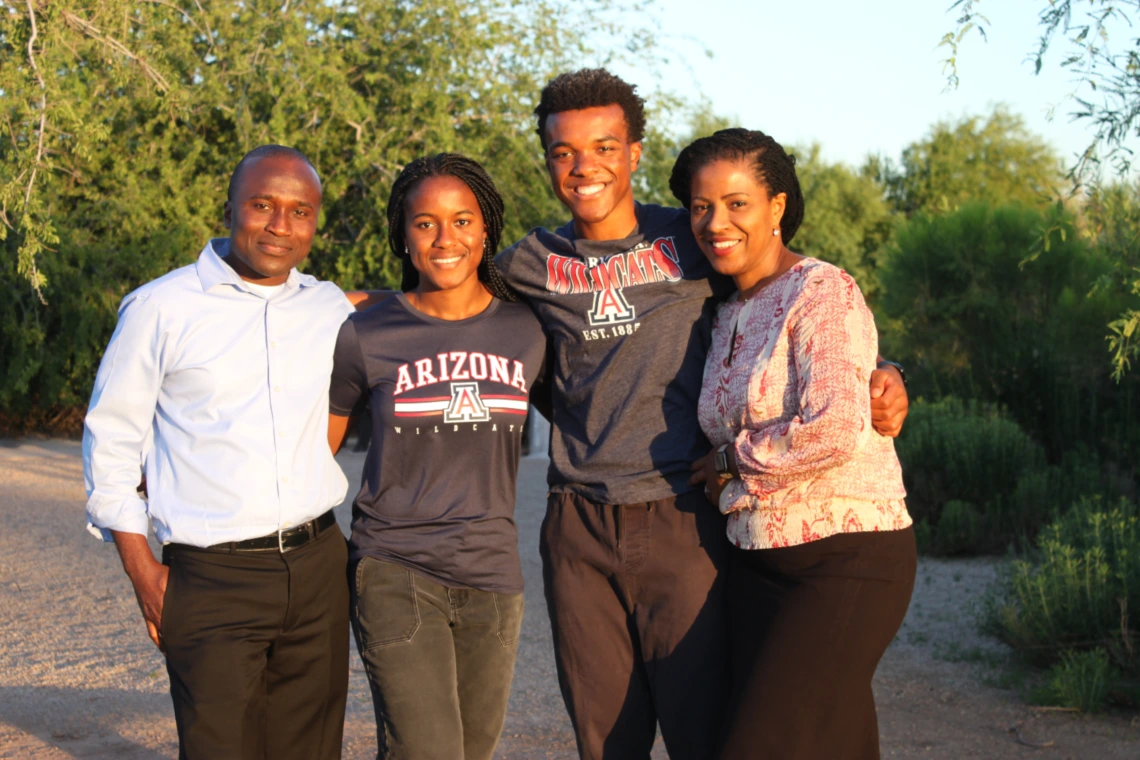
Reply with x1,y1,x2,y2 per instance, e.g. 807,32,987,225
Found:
1,439,1137,759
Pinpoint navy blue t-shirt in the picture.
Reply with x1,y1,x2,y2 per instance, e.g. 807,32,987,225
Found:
329,294,546,593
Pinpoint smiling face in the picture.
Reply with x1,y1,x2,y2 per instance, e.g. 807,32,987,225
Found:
543,104,642,241
403,174,487,294
689,158,787,291
223,155,322,285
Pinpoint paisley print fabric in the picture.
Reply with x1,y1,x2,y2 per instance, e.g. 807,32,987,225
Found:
697,258,911,550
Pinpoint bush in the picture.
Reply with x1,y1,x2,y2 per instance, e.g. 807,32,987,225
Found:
983,497,1140,674
1043,649,1116,713
934,501,983,555
878,201,1140,465
897,399,1122,554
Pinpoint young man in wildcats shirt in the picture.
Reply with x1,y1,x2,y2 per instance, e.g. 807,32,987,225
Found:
494,69,910,759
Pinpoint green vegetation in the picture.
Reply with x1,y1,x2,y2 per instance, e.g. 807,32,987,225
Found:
0,0,663,432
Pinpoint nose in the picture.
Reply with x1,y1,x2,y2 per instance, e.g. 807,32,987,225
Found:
706,202,731,232
266,206,291,237
570,150,597,177
434,223,455,249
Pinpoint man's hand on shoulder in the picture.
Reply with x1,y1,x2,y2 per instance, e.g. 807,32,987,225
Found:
112,531,170,652
869,362,908,438
346,290,395,311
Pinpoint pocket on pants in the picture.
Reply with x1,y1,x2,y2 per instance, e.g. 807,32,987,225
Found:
493,592,524,648
352,557,421,650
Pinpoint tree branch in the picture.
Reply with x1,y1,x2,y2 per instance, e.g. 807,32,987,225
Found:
60,11,173,92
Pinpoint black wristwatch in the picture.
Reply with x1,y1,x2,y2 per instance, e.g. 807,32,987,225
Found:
877,360,907,387
713,443,734,478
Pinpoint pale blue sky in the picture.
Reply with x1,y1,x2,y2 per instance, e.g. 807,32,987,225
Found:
608,0,1137,173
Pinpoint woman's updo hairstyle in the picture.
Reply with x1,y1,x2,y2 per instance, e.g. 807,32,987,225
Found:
668,128,805,244
386,152,518,302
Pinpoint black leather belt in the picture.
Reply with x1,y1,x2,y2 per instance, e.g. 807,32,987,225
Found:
208,510,337,553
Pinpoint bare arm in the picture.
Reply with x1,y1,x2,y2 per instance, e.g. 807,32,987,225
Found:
112,530,169,652
328,413,354,456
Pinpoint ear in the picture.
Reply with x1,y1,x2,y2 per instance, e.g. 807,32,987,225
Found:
629,141,643,173
223,200,233,230
770,192,787,229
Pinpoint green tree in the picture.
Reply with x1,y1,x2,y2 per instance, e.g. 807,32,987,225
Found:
878,201,1140,461
874,107,1064,216
0,0,658,432
791,146,894,300
942,1,1140,378
943,0,1140,177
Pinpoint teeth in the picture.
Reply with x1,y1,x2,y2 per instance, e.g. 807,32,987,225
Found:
712,240,739,249
433,255,463,264
576,184,604,197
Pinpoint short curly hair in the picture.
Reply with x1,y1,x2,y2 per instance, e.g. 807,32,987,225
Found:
534,68,646,148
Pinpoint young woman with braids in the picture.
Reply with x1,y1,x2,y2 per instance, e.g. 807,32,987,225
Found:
326,153,547,760
672,129,916,759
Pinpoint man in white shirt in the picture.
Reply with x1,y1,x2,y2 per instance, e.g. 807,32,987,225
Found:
83,145,354,759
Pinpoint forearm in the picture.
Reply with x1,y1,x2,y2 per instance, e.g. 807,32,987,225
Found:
112,530,161,582
328,414,353,455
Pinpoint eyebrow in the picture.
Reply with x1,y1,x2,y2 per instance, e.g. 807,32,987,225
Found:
547,135,622,151
248,193,315,210
412,209,476,218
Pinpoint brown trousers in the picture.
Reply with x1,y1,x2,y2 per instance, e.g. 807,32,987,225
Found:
540,489,730,760
161,524,350,760
719,526,917,760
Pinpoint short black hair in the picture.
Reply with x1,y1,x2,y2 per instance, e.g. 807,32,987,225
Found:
386,153,518,302
227,145,319,201
669,128,806,243
534,68,646,148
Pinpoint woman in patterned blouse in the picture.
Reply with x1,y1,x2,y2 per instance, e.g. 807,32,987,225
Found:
670,128,916,759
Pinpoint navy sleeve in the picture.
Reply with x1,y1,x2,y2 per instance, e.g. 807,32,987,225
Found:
329,317,369,416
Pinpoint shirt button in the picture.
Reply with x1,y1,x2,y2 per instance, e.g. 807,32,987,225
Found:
279,431,286,438
270,341,278,349
274,386,281,392
281,476,289,484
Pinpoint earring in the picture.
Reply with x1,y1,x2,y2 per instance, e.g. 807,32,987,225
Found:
773,229,780,236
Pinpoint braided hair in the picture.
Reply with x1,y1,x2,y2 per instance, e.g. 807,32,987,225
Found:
386,153,518,302
668,128,805,244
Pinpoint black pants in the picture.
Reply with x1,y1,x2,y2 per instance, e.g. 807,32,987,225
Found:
540,490,730,760
350,557,524,760
719,527,917,760
161,523,350,760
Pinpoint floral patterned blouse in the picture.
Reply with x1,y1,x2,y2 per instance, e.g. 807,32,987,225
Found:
698,258,911,550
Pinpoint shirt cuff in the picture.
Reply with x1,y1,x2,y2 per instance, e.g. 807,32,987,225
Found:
86,495,150,542
718,478,752,515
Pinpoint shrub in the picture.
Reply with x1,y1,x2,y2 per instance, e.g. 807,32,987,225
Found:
1044,649,1116,713
983,497,1140,674
897,399,1123,554
934,501,983,555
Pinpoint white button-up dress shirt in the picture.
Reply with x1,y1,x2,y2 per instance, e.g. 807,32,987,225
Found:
83,239,354,547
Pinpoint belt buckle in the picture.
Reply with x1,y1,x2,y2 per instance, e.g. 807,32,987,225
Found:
278,527,288,554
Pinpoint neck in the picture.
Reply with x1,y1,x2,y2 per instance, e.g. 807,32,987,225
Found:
572,198,639,241
734,244,800,299
405,279,494,321
223,251,289,287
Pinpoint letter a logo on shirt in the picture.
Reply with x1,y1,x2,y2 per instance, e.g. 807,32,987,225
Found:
588,287,636,326
444,382,491,423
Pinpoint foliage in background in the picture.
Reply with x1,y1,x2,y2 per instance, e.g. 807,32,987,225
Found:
983,498,1140,677
941,0,1140,381
877,201,1140,463
792,145,894,301
0,0,660,431
871,107,1064,217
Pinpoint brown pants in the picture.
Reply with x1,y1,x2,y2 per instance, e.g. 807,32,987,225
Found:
161,523,350,760
719,526,917,760
540,489,729,760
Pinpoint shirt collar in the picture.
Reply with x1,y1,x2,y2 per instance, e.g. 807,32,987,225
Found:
195,238,319,293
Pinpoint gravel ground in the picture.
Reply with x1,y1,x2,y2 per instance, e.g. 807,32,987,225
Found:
1,438,1137,759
